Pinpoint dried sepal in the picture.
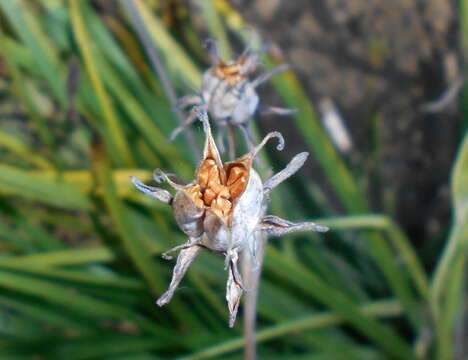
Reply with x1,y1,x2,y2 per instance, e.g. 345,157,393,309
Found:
226,251,243,327
156,242,202,307
257,215,329,236
130,176,172,204
259,105,298,117
169,106,199,141
175,94,202,111
250,63,290,89
263,152,309,195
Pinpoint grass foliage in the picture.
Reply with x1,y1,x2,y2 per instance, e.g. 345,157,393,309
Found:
0,1,466,359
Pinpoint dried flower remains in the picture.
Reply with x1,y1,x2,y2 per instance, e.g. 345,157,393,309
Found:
170,38,296,153
132,110,328,327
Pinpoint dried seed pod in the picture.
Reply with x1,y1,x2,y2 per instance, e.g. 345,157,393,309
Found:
170,38,296,153
132,110,328,327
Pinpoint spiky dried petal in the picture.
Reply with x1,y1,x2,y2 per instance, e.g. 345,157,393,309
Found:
263,152,309,195
226,254,243,328
257,215,329,236
157,243,202,307
130,176,172,204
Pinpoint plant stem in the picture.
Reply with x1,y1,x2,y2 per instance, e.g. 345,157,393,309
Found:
70,0,133,167
242,232,267,360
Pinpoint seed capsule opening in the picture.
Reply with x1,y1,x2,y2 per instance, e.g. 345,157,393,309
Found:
183,111,254,223
186,160,250,223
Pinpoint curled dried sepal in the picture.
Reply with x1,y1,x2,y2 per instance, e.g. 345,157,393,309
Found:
169,107,199,141
250,131,284,155
152,169,186,191
130,176,172,204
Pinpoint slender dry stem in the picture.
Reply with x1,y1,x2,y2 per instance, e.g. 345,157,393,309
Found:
242,232,267,360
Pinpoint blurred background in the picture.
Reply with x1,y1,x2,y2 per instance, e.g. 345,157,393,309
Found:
0,0,466,359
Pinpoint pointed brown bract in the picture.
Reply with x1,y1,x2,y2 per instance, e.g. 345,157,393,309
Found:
132,111,328,327
182,110,255,225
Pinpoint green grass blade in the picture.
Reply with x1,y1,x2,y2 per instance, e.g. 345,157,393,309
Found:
264,247,417,359
177,299,402,360
0,311,43,338
0,269,137,320
129,0,201,88
0,268,176,339
461,0,468,130
91,141,161,293
0,0,65,105
198,0,232,60
0,130,53,170
320,215,429,299
269,69,368,213
2,247,116,267
56,336,165,360
69,0,133,166
0,164,91,210
430,132,468,359
437,255,466,360
12,215,66,251
0,168,152,201
431,132,468,308
0,294,94,332
90,143,199,327
0,33,55,151
93,60,193,177
0,262,144,290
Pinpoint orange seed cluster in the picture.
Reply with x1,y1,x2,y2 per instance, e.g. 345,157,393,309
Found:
214,61,246,85
187,158,248,221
